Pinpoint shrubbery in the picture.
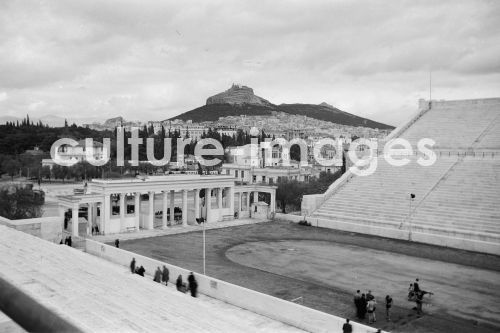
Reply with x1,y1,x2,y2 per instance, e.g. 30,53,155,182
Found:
0,186,44,219
276,170,342,213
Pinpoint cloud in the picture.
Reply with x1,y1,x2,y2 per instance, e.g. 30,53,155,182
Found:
0,0,499,127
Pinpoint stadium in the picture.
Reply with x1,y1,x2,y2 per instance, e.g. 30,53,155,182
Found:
1,98,499,333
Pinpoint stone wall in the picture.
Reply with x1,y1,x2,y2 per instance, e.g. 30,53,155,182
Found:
0,216,62,243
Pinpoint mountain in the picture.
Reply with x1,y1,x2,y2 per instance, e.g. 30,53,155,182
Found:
206,84,272,107
168,85,394,130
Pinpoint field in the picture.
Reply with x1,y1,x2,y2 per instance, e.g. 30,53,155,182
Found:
120,221,500,333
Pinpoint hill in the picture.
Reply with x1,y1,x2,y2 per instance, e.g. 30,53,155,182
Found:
206,84,273,107
168,85,394,130
275,103,391,129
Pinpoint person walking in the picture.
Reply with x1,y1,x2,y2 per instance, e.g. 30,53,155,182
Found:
154,267,162,283
161,265,170,286
114,239,120,248
130,258,136,273
67,236,72,247
367,298,377,324
385,295,393,321
342,318,352,333
187,272,198,297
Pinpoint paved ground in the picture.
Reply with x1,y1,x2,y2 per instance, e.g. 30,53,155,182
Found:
120,221,500,333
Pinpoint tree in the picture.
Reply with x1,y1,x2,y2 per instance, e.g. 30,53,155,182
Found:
275,179,302,213
2,159,21,181
0,186,44,219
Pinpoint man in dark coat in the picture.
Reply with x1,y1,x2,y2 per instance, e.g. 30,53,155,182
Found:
354,291,362,319
130,258,136,274
342,318,352,333
137,266,145,277
67,236,72,247
162,265,170,286
359,294,367,319
187,272,198,297
114,239,120,248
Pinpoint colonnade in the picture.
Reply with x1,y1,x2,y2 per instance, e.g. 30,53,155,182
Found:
62,183,276,237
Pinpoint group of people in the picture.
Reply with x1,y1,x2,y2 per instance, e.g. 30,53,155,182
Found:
353,290,393,324
176,272,198,298
130,258,145,276
60,236,72,247
129,258,198,298
153,265,171,286
348,277,431,332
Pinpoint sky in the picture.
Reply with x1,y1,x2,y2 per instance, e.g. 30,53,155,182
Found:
0,0,499,127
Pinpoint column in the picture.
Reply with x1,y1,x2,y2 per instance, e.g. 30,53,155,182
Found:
182,190,188,226
253,191,259,204
246,192,250,211
229,187,234,217
72,203,79,237
169,190,175,224
269,190,276,213
194,189,200,220
162,191,168,228
205,187,211,222
236,192,241,214
87,203,93,236
217,187,223,222
134,193,141,230
103,194,111,235
119,193,125,221
147,191,154,230
218,187,223,208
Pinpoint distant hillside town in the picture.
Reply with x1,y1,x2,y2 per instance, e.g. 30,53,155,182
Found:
82,84,393,142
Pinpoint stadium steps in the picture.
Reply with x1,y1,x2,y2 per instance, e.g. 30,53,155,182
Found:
399,101,500,149
311,156,500,245
0,225,305,333
409,158,500,236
